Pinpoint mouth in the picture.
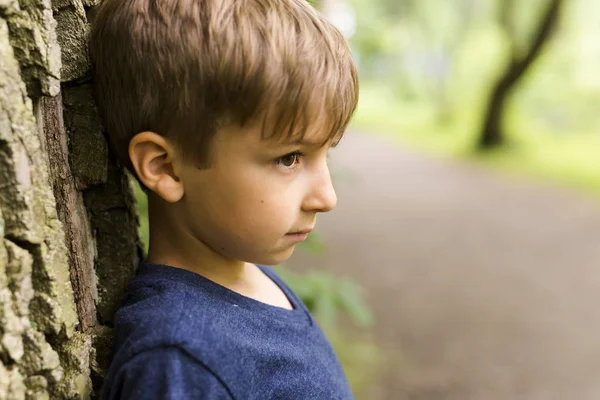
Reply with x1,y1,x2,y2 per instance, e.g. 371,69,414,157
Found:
285,228,313,243
287,228,313,235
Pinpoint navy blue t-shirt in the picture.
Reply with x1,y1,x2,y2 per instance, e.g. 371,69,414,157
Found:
101,263,354,399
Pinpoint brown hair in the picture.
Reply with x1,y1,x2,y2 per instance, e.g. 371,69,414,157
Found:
88,0,359,172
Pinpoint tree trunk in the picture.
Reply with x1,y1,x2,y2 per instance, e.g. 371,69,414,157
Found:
479,73,511,148
1,1,141,398
478,0,563,150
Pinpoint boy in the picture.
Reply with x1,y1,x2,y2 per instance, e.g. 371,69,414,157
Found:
89,0,358,398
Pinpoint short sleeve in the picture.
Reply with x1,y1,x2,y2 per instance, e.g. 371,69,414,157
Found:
103,346,232,400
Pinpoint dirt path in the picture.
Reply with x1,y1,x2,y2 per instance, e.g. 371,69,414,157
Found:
285,132,600,400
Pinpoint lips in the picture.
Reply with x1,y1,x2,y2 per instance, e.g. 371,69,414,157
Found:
285,231,310,243
287,228,313,235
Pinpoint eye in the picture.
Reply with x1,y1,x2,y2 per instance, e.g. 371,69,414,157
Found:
275,151,303,169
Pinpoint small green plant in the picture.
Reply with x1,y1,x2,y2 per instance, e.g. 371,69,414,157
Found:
275,266,373,330
274,266,384,398
132,181,149,253
325,327,384,399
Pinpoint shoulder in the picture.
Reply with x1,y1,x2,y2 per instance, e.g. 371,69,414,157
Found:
102,345,233,400
104,265,241,398
111,265,240,355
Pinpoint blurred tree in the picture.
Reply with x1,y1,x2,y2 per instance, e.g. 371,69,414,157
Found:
409,0,481,122
349,0,487,120
478,0,564,149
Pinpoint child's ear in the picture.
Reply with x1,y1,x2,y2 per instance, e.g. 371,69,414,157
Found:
129,132,184,203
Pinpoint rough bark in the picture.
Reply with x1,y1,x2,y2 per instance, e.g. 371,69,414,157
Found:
1,0,141,398
478,0,563,149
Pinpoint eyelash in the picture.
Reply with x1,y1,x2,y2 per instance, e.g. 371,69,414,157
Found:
275,151,304,170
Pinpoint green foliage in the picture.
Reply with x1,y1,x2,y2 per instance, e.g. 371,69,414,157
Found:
353,82,600,198
274,266,373,331
306,0,319,9
323,327,385,399
349,0,600,198
133,182,149,254
275,265,382,397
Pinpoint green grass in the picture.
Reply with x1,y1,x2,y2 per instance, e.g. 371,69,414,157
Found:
352,83,600,198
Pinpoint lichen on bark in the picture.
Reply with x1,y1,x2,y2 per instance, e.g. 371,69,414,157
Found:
2,0,141,397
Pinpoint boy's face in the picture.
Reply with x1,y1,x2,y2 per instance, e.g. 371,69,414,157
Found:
175,123,337,266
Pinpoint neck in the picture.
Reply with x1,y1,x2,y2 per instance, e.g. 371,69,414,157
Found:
145,194,255,288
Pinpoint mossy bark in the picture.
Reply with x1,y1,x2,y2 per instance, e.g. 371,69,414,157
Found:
0,0,140,398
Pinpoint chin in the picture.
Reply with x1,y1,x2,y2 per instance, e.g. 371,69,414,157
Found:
250,247,295,267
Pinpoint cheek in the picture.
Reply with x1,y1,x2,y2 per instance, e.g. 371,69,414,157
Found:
232,192,295,238
238,197,279,232
211,181,270,230
212,165,299,234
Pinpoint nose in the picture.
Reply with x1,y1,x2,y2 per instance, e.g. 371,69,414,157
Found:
301,162,337,213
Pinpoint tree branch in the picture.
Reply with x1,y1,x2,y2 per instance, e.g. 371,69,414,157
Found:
506,0,563,87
